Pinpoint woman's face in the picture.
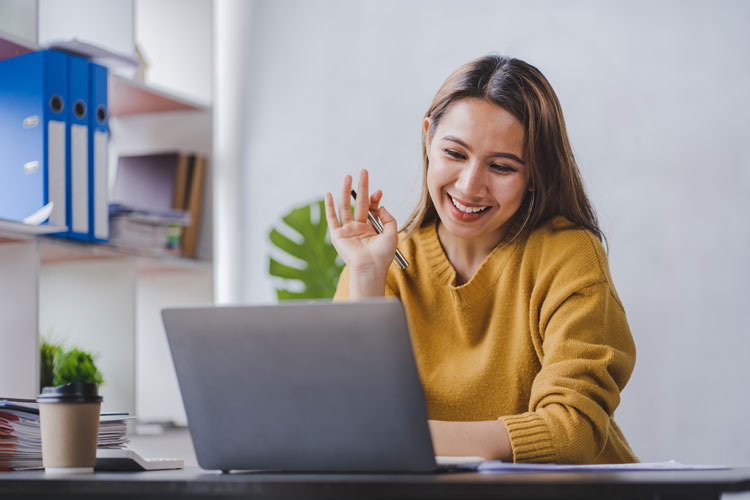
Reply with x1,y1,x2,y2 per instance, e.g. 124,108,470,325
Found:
425,97,531,249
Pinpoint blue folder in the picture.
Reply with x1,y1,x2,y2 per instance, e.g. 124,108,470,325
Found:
88,61,109,242
66,53,91,240
0,50,68,230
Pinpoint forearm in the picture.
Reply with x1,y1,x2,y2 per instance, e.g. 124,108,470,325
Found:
428,420,513,461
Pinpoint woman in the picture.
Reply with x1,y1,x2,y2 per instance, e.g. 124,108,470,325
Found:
324,55,637,464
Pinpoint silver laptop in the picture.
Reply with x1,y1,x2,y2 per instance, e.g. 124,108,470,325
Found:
162,299,443,473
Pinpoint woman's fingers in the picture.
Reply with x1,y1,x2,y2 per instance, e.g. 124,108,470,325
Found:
377,205,398,237
369,190,382,212
324,192,340,230
334,170,386,234
339,175,353,224
353,169,369,223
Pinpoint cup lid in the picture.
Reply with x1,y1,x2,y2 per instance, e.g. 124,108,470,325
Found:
37,382,103,403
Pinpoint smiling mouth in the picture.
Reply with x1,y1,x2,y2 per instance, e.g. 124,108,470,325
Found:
448,194,491,214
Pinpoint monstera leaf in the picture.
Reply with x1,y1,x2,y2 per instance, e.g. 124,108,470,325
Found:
268,199,344,300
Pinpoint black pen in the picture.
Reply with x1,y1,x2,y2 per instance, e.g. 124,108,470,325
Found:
351,190,409,270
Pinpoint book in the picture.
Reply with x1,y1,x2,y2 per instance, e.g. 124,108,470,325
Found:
181,155,206,258
109,152,194,256
171,154,192,211
0,401,131,471
112,153,186,214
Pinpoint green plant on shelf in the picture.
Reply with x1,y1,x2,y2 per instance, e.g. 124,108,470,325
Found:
268,199,344,300
39,338,104,391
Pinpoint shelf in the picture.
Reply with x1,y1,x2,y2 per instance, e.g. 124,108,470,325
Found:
0,30,34,61
109,75,210,117
0,219,68,241
0,31,210,117
37,236,212,272
0,221,209,272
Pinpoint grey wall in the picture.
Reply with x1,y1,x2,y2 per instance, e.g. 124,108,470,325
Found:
136,0,213,105
38,0,134,54
215,0,750,465
0,0,38,43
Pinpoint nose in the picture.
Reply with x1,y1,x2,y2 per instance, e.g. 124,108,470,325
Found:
455,161,487,200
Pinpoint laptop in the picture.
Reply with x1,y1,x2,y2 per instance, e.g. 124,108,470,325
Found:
162,299,478,473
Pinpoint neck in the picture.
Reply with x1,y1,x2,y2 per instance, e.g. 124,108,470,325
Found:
436,221,505,284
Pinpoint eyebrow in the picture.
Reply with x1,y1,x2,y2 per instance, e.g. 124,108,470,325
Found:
441,135,525,165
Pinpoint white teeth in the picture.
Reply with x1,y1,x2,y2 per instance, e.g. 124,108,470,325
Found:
450,195,489,213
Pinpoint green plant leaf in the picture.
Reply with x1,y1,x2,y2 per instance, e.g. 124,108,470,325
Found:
268,199,344,300
53,348,104,386
39,338,62,391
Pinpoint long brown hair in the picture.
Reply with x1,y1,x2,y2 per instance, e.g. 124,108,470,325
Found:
402,54,605,246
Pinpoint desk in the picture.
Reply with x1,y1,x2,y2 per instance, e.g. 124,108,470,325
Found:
1,467,749,500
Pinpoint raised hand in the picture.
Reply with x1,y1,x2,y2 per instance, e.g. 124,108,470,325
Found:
325,169,398,298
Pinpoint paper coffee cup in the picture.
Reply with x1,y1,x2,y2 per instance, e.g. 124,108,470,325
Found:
37,383,103,474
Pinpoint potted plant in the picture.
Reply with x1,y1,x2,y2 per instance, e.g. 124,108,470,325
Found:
40,338,104,391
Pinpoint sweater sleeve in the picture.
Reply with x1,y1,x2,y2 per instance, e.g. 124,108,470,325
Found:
332,266,350,302
500,281,636,464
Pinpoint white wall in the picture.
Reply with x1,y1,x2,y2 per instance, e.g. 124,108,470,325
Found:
136,268,213,425
0,241,39,399
0,0,37,43
216,0,750,465
38,0,134,55
40,259,136,414
136,0,213,105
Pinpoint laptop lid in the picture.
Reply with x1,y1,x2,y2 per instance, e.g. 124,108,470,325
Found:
162,299,437,472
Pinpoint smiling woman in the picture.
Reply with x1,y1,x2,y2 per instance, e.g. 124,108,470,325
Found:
325,55,636,465
424,98,531,281
404,55,604,249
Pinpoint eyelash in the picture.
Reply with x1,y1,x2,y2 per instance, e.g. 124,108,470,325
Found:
443,149,517,173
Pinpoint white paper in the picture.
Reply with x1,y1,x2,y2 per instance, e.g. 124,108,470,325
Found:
477,459,729,472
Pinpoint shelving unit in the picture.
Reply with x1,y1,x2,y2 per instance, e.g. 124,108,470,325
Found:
109,75,210,117
0,29,33,60
0,222,212,272
0,27,213,422
0,31,209,116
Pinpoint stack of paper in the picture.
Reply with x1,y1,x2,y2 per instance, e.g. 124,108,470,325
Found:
0,401,132,471
109,205,189,256
0,403,42,471
97,413,131,449
475,460,729,472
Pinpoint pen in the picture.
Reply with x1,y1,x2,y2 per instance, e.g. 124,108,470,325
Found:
351,189,409,270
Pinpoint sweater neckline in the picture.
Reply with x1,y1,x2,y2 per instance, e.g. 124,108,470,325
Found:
417,220,519,306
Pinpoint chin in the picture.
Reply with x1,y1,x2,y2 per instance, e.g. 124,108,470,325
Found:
442,221,490,240
436,207,487,239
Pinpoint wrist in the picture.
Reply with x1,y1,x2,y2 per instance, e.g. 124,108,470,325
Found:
428,419,512,461
348,266,388,299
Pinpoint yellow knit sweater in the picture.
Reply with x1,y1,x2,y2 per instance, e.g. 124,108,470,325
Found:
334,216,637,464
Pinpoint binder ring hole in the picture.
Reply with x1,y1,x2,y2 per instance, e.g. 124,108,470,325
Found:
50,95,63,113
96,105,107,124
74,100,87,119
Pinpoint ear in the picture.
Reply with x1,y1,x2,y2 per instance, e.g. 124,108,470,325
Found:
423,118,434,154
